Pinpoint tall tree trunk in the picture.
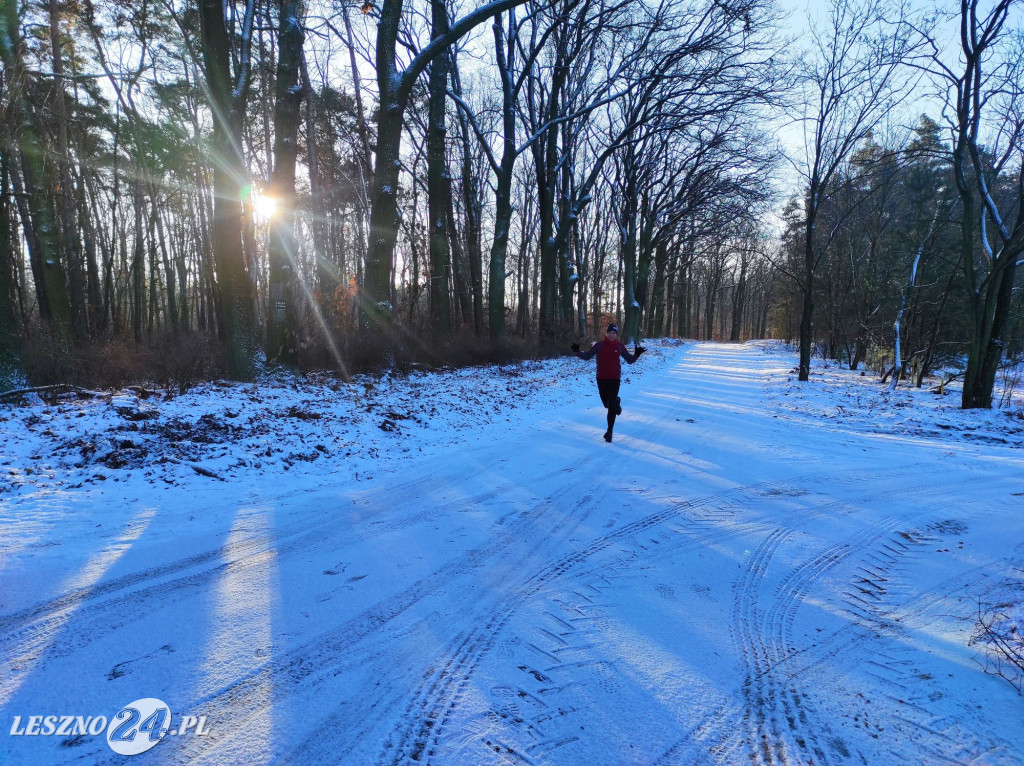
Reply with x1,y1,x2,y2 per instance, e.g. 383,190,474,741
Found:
447,191,472,327
147,199,159,334
176,229,191,331
131,172,145,342
958,160,1024,408
363,0,531,341
2,0,63,330
517,187,535,337
8,155,47,324
426,0,453,336
340,2,371,305
661,249,676,338
619,156,639,344
704,272,716,342
78,170,103,330
341,3,374,193
153,195,178,331
758,274,773,340
531,36,565,352
798,198,817,380
451,53,484,334
536,137,559,350
574,226,587,337
630,206,654,344
488,13,517,343
198,0,258,378
516,203,531,338
194,164,217,334
266,0,305,364
647,240,667,338
300,55,332,306
20,151,71,330
941,0,1024,409
362,0,406,334
730,252,747,342
0,149,22,390
557,138,576,326
679,262,691,338
47,0,88,338
962,254,1020,408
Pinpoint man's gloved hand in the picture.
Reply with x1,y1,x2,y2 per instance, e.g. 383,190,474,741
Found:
635,345,646,356
571,342,580,353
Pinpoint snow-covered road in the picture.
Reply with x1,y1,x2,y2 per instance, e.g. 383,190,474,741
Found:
2,342,1023,765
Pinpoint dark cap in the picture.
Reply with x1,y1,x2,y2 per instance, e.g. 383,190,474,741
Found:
606,323,619,333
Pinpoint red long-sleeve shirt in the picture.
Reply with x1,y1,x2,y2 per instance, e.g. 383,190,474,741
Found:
577,339,639,379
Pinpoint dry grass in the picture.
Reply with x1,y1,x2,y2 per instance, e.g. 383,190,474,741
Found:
19,329,221,394
298,328,557,379
14,322,573,393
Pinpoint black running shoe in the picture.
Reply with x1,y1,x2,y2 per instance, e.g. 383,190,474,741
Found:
615,397,622,416
603,431,613,443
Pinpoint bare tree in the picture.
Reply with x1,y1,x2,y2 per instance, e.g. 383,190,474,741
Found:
361,0,536,343
792,0,919,381
448,1,591,342
915,1,1024,408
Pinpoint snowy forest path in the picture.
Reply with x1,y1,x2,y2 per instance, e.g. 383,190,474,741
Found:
2,342,1022,766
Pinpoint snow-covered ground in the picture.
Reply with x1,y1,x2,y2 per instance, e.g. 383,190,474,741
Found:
1,340,1022,765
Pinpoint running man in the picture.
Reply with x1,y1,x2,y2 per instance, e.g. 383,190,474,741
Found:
572,323,645,442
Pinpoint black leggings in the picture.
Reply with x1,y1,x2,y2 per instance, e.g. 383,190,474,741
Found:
597,378,620,431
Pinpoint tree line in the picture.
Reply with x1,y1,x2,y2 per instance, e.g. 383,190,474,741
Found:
0,0,1020,410
777,0,1023,409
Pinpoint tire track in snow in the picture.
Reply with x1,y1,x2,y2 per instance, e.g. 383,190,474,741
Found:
725,471,988,766
373,480,786,765
384,463,946,766
4,452,597,764
0,449,587,636
154,467,604,766
0,452,597,693
734,526,792,766
431,507,769,766
375,492,605,765
758,517,929,765
718,470,963,766
376,465,919,765
790,516,1005,765
414,523,771,765
842,562,1011,765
